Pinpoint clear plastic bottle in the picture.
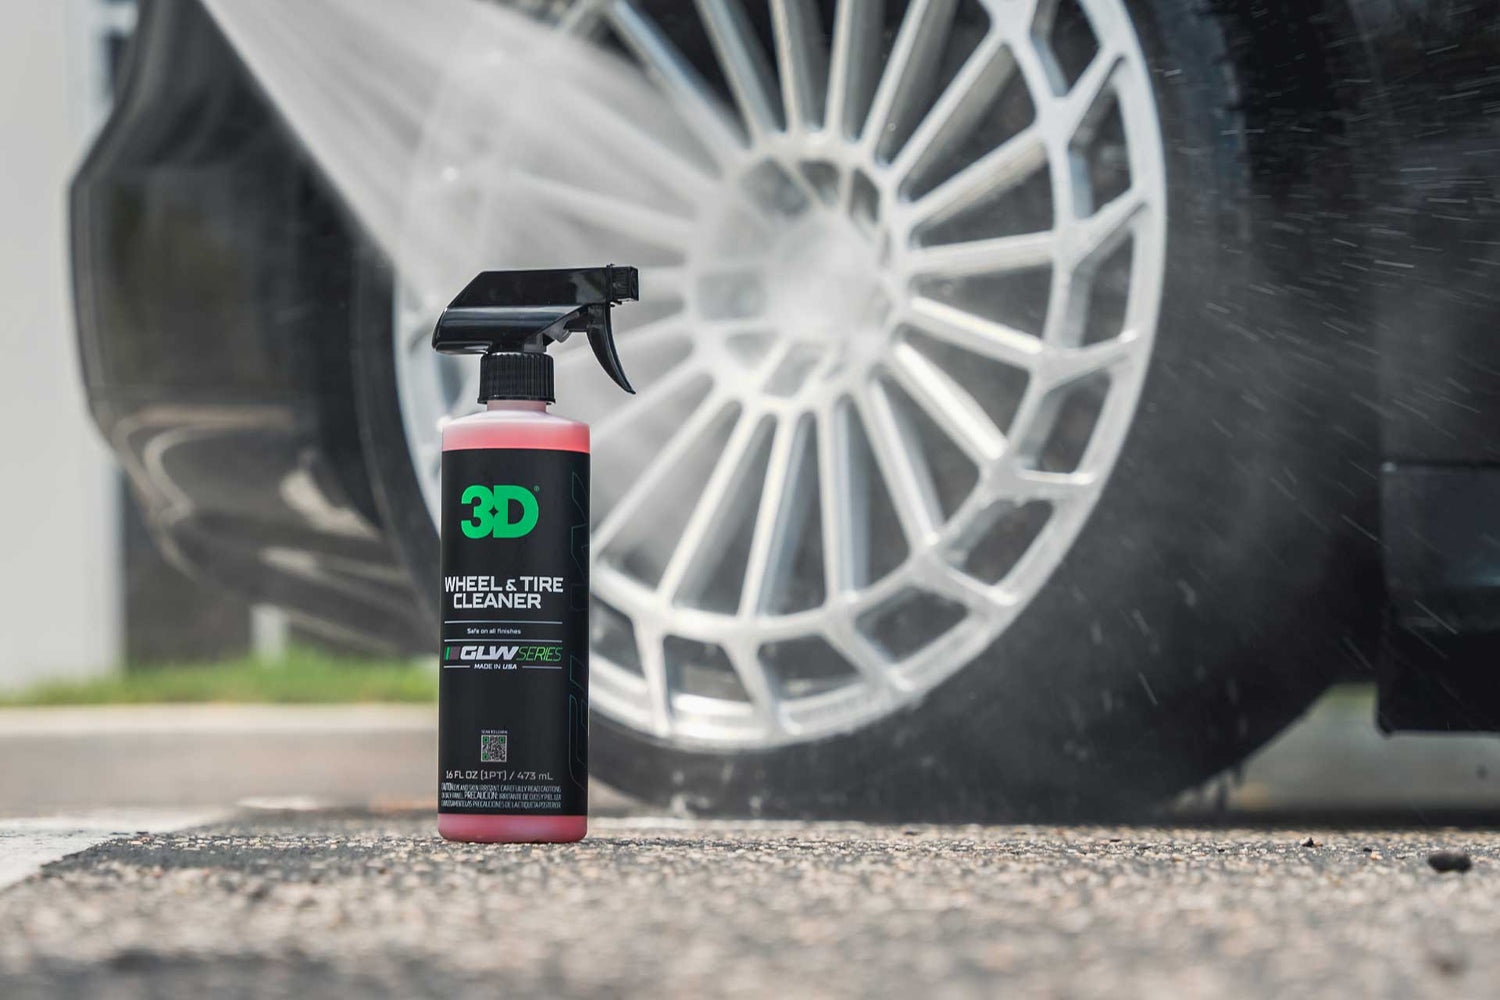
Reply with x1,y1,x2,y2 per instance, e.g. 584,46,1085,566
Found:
437,401,590,844
430,266,636,845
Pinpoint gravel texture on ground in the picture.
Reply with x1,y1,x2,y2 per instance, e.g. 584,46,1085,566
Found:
1,811,1497,999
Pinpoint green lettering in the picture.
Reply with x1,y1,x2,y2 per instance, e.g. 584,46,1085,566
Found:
458,484,540,539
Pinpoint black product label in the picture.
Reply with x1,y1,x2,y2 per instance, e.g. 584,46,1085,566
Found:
438,447,588,816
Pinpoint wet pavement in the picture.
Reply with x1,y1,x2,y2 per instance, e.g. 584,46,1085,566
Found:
1,811,1498,999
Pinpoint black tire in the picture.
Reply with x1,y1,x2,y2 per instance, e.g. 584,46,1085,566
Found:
354,0,1382,820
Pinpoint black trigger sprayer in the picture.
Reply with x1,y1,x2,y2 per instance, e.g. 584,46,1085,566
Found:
431,264,637,402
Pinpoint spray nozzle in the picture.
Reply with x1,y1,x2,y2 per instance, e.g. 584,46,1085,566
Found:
432,265,638,402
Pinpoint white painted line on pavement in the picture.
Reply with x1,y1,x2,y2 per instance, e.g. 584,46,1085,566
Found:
0,810,225,892
0,704,436,737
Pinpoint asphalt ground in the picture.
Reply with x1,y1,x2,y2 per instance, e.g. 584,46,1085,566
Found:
2,810,1498,999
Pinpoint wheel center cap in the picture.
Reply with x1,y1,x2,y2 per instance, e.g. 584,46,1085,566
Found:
767,218,891,349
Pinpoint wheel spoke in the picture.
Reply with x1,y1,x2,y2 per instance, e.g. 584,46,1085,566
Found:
861,0,959,156
908,229,1056,277
995,462,1098,504
998,0,1046,34
818,402,863,596
593,393,729,552
857,385,943,545
906,296,1045,372
890,608,989,683
658,412,769,600
1070,187,1143,263
887,341,1006,462
824,0,883,142
823,619,899,690
902,126,1046,231
923,558,1000,615
1050,48,1124,142
724,639,782,724
589,362,710,443
1039,189,1143,346
696,0,782,141
606,0,749,161
632,622,674,736
770,0,828,132
741,416,812,614
1029,0,1064,39
1039,333,1140,386
889,32,1010,184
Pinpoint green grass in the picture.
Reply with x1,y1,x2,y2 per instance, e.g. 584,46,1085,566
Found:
0,650,437,707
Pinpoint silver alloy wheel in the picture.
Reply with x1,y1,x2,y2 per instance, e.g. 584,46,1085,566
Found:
394,0,1167,748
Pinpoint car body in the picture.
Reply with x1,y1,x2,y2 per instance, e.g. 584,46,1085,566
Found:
73,0,1500,814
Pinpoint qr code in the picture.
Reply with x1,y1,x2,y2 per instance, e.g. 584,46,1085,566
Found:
480,732,508,763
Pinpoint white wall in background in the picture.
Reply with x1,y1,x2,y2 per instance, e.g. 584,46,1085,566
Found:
0,2,124,688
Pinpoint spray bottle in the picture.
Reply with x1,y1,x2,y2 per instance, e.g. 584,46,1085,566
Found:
431,265,637,843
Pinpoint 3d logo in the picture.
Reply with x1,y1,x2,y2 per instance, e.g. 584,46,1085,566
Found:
459,484,540,539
